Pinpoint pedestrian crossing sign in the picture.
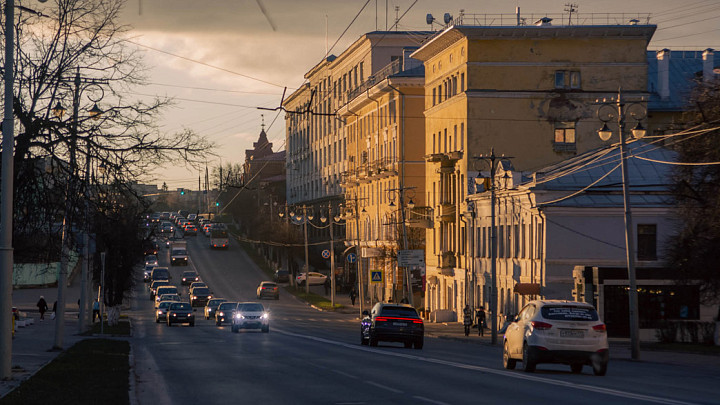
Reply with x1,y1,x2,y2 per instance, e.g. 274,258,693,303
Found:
370,271,383,283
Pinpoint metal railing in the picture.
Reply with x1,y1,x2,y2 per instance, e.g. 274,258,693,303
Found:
451,12,652,27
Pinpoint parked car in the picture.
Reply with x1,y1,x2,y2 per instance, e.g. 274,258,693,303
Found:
273,269,289,283
231,302,269,333
156,301,175,323
256,281,279,300
215,301,239,326
502,300,609,376
190,287,213,307
296,272,327,286
204,298,227,320
181,271,199,285
361,303,424,349
166,302,195,327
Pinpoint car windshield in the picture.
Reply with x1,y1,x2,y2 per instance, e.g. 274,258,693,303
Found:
173,249,187,255
262,283,277,288
182,272,197,278
237,303,264,312
158,302,172,309
207,299,225,307
541,305,599,321
193,287,210,294
380,306,419,318
152,282,169,288
170,303,191,310
218,303,236,310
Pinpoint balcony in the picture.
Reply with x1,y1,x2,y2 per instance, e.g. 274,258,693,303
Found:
437,203,455,222
437,251,456,275
406,206,433,229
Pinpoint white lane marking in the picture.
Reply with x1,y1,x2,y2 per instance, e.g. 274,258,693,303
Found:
332,369,360,379
413,396,451,405
274,328,698,405
364,380,403,394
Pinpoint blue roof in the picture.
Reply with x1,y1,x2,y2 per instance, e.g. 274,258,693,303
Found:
527,141,677,208
647,50,719,111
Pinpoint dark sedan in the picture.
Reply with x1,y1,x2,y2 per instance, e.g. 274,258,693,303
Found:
166,302,195,326
215,301,238,326
360,303,424,349
181,271,199,285
190,287,213,307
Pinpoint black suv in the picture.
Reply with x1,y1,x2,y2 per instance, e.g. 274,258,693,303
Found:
361,303,424,349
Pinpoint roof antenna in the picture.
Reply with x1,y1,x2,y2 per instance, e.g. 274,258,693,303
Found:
564,3,578,26
261,114,265,132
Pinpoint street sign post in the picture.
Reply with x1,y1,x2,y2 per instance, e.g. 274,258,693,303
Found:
397,250,424,267
347,253,357,263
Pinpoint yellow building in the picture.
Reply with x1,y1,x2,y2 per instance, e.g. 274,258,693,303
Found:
337,51,428,305
410,16,655,322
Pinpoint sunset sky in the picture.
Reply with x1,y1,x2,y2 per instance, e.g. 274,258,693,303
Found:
114,0,720,190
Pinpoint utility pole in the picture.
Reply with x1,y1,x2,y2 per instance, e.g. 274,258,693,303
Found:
354,194,365,316
0,0,16,379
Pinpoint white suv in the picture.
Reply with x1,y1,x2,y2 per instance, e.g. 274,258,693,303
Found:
503,300,608,376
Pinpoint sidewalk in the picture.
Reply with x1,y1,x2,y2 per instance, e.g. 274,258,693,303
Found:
313,286,720,370
0,281,86,398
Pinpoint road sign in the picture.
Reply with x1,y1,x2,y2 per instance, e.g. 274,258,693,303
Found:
347,253,357,263
370,270,383,283
397,250,425,267
321,249,330,259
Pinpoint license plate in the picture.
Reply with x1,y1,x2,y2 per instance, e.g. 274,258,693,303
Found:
560,329,585,338
393,322,407,326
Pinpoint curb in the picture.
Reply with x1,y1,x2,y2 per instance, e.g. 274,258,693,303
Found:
128,344,138,405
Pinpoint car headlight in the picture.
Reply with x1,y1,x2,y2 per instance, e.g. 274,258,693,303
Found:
208,295,212,299
262,313,269,319
157,310,162,315
171,313,176,317
192,296,197,300
235,313,244,319
218,312,224,317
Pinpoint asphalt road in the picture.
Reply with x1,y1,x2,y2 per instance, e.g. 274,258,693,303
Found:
130,232,719,405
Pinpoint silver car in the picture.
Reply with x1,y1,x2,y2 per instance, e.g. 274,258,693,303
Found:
231,302,269,333
503,300,609,375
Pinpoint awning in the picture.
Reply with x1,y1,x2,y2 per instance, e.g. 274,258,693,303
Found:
513,283,541,295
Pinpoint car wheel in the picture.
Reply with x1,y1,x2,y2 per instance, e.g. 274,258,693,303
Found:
571,363,584,374
404,341,412,349
592,359,608,376
503,341,517,370
205,315,209,320
414,338,423,350
262,325,269,333
298,280,305,287
166,320,171,327
522,343,536,372
275,295,279,300
360,332,368,346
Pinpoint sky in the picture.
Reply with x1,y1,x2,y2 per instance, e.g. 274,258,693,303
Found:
114,0,720,190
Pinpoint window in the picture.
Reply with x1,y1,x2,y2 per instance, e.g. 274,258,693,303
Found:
554,121,576,146
637,224,657,260
432,88,436,106
555,70,581,89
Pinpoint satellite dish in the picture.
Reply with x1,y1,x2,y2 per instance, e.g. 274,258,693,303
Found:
426,14,434,25
443,13,452,24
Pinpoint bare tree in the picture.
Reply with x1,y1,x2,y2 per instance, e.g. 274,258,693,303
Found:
2,0,214,259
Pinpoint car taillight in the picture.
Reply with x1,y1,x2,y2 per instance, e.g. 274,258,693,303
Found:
375,316,389,322
592,324,607,332
531,321,553,330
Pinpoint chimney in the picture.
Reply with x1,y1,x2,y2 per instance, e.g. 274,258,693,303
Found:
657,49,671,100
703,48,715,82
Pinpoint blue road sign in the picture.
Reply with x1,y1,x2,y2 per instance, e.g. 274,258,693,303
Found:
347,253,357,263
371,271,383,283
321,249,330,259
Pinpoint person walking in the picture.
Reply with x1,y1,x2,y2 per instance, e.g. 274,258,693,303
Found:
476,306,486,337
349,286,357,306
92,299,100,323
36,296,48,320
463,305,473,336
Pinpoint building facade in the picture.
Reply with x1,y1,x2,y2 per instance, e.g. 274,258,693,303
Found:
410,17,655,321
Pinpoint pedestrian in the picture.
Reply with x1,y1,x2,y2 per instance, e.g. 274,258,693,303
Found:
349,287,357,306
36,296,48,320
476,306,486,337
92,299,100,323
463,305,473,336
51,301,57,320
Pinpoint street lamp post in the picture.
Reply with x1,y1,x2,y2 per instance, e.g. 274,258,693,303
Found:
51,68,107,348
596,90,647,360
474,149,513,346
320,205,343,307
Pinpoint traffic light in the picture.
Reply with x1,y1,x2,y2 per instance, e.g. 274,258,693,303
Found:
180,188,185,195
215,201,220,207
